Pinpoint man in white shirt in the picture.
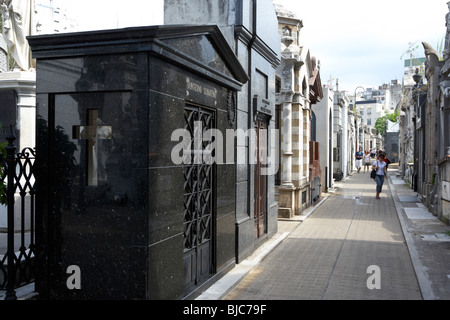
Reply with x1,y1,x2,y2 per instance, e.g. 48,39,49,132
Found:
355,148,363,173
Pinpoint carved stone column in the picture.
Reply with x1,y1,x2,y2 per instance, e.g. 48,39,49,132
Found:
281,99,294,187
277,33,303,218
0,71,36,150
278,92,296,218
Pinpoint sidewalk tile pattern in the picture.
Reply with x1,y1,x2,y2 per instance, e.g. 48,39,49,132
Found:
225,171,422,300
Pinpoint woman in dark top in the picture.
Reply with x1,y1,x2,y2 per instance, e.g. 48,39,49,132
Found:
372,153,388,199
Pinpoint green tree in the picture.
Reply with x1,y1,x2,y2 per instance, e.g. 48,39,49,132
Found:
375,109,399,137
375,116,387,136
386,109,399,123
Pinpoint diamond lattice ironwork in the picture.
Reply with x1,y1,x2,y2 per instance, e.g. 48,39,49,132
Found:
183,106,214,251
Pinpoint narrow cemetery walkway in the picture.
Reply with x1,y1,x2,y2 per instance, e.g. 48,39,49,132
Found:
224,169,422,300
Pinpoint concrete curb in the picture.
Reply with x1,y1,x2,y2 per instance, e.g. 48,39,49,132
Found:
387,172,436,300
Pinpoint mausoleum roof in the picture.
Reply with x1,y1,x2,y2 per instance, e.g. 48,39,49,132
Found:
28,24,249,90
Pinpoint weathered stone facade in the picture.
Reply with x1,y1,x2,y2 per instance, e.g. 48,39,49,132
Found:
421,39,450,223
398,4,450,224
274,2,323,218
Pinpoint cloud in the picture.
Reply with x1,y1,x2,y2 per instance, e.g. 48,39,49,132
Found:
276,0,447,91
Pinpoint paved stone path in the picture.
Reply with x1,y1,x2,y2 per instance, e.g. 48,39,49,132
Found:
224,170,422,300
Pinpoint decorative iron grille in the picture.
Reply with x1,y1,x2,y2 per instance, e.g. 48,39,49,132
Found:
0,134,36,300
183,106,214,253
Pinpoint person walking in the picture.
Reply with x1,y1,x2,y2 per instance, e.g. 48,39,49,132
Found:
383,153,391,169
355,148,363,173
363,150,371,173
372,152,388,199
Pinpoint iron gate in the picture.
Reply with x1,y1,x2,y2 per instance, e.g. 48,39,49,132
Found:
182,105,215,295
0,128,36,300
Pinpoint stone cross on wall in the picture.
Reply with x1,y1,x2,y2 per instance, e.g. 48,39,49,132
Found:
73,110,112,186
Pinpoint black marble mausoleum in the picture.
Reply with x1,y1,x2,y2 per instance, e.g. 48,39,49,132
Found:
29,25,248,299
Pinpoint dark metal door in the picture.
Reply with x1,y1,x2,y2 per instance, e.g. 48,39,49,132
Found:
183,105,215,295
254,120,267,239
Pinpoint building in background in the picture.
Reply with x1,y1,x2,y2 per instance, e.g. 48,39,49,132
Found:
35,0,78,34
333,90,350,180
355,99,386,128
314,85,334,193
274,2,323,218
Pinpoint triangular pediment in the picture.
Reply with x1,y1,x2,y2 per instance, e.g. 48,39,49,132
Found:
155,25,248,88
162,34,234,79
